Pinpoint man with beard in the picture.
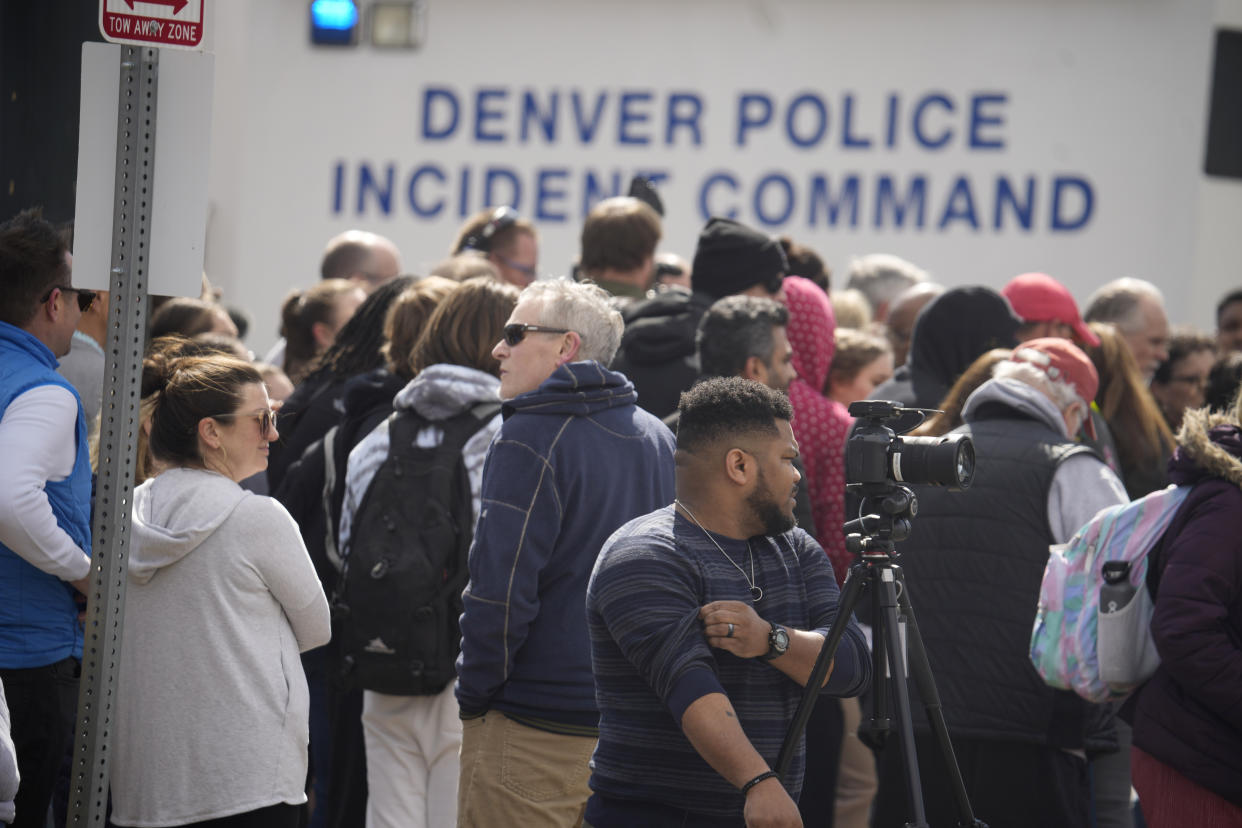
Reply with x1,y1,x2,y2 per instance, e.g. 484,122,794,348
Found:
584,378,871,828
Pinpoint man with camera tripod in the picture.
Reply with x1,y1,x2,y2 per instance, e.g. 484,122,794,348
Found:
585,378,871,828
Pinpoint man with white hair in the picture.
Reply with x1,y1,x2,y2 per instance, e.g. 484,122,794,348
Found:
843,252,929,322
1084,277,1170,382
455,279,677,828
871,338,1128,828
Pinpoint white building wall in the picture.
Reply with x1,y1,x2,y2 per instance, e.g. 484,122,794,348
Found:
201,0,1242,352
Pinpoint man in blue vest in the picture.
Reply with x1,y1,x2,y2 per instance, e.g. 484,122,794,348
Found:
0,209,94,828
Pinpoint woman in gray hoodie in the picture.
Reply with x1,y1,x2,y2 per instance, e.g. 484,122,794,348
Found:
111,349,331,828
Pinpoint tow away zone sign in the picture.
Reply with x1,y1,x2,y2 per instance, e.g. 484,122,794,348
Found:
100,0,205,50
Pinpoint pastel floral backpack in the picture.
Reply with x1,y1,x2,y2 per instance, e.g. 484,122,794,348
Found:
1029,484,1190,703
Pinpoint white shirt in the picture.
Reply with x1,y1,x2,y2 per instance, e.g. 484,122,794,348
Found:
0,385,91,580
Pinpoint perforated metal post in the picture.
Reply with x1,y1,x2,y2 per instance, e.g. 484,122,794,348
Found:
67,45,157,827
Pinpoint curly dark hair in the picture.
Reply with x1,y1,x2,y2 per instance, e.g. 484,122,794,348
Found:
304,276,416,382
1152,328,1217,385
676,376,792,454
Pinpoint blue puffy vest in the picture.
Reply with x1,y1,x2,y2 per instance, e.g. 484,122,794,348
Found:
0,321,91,667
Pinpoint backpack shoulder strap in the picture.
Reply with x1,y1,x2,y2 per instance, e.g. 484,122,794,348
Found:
435,401,501,448
321,425,342,572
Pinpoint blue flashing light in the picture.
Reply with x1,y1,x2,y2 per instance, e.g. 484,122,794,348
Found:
311,0,359,45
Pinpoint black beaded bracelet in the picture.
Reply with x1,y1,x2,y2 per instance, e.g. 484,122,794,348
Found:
740,770,779,795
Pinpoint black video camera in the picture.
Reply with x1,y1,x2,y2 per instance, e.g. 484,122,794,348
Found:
845,400,975,495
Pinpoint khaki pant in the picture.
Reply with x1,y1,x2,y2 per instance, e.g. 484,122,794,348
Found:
456,711,595,828
834,695,879,828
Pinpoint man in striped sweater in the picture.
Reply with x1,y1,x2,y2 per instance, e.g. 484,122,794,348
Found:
585,377,871,828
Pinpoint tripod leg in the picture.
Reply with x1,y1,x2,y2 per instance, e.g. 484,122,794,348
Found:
861,570,892,752
775,559,869,778
893,567,987,828
874,566,929,828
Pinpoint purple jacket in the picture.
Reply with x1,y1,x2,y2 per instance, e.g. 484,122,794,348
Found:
1129,411,1242,806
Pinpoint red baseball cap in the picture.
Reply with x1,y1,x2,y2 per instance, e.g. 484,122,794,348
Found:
1002,272,1100,348
1010,337,1099,438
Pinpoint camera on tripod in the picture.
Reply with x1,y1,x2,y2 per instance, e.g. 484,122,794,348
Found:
846,400,975,494
778,402,989,827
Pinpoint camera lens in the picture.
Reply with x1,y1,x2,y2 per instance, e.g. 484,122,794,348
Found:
892,433,974,490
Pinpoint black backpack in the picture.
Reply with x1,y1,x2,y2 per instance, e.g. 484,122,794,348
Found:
333,401,499,695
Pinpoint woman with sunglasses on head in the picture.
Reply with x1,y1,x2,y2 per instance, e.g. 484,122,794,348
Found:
451,206,539,288
110,351,330,828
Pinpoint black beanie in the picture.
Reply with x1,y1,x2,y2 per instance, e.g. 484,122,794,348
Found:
690,217,788,301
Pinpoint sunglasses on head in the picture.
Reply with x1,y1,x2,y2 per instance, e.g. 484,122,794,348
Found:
40,285,97,313
460,206,520,254
502,323,570,347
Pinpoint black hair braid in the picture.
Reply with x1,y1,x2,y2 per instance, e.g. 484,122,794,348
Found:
305,276,415,381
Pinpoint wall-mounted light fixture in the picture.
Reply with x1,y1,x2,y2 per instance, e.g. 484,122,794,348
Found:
310,0,360,46
370,1,427,49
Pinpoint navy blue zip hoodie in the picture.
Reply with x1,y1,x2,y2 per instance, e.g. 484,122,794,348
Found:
455,361,676,732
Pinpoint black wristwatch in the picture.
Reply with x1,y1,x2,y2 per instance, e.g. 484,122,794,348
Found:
760,622,790,661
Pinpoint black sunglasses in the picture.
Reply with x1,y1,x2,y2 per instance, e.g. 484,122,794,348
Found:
502,323,570,347
40,285,97,313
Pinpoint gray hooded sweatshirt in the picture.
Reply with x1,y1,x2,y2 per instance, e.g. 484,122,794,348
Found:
963,377,1129,541
110,468,330,827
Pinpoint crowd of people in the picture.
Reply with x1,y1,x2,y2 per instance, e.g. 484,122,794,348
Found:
0,196,1240,828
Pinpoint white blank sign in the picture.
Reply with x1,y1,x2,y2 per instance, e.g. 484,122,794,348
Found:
73,42,214,298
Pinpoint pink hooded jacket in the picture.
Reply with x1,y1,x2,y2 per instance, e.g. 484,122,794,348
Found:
784,276,853,583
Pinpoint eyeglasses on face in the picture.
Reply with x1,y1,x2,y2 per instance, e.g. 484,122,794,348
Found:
40,285,97,313
502,323,570,347
211,408,278,434
497,256,538,279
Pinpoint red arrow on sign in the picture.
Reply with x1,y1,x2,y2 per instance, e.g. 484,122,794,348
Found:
123,0,189,13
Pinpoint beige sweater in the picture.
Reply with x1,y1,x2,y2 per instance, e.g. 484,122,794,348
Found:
111,468,330,827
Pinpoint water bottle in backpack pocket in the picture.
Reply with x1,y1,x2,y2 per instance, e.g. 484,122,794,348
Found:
1030,484,1190,702
1097,560,1161,689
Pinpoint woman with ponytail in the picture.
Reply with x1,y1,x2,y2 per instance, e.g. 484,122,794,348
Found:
280,279,366,385
110,352,330,828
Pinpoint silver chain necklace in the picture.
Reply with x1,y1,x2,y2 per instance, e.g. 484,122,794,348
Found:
675,499,763,602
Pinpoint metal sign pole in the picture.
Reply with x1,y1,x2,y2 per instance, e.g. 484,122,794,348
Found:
67,44,157,827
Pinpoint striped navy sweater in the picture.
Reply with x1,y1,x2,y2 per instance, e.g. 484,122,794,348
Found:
586,505,870,820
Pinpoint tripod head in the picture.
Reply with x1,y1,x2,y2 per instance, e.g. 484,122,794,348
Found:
844,485,917,558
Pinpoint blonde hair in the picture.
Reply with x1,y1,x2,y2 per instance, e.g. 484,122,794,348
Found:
829,289,873,330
